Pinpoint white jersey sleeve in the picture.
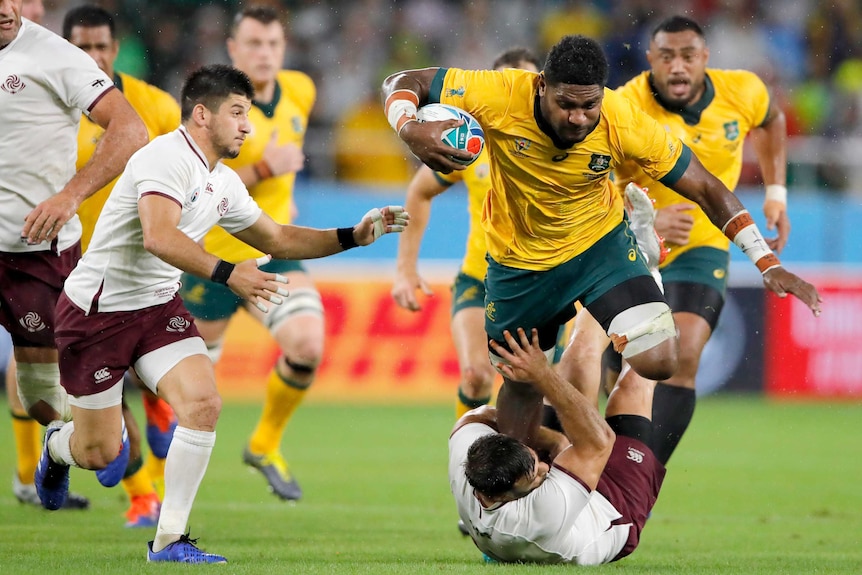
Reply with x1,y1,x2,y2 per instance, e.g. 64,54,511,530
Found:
0,19,114,253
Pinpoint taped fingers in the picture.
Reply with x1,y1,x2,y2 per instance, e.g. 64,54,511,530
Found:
255,254,273,267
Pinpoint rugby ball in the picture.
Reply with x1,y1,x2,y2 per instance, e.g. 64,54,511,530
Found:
416,103,485,166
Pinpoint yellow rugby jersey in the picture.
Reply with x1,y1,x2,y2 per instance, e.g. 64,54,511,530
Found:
615,69,770,264
207,70,315,260
431,68,690,271
76,72,180,251
435,148,491,281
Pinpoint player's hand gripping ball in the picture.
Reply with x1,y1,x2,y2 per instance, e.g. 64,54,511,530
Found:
416,104,485,166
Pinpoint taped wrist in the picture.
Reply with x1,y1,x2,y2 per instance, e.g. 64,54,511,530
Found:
722,210,781,274
211,259,235,284
337,227,358,250
765,184,787,204
385,89,419,135
253,160,273,181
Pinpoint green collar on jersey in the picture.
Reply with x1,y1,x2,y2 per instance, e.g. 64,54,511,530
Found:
253,81,281,118
648,72,715,126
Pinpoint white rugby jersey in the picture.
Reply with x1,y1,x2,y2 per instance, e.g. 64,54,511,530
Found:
0,18,113,253
448,423,630,566
63,126,262,313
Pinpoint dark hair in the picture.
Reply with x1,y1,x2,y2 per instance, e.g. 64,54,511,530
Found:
464,434,535,498
62,4,115,40
493,46,543,71
651,15,706,40
544,35,608,87
180,65,254,121
230,4,283,38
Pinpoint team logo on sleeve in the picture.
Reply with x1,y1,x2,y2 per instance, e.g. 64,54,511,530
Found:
217,198,229,216
291,116,304,134
1,74,25,94
588,153,611,172
445,86,465,97
723,120,740,141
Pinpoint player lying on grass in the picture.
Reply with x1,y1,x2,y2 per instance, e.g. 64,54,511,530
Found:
449,327,664,565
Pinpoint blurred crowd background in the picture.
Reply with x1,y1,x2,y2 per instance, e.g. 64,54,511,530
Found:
33,0,862,192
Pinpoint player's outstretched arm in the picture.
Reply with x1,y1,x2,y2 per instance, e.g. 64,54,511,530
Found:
670,153,821,317
491,328,613,490
235,206,409,261
392,167,448,311
382,68,473,173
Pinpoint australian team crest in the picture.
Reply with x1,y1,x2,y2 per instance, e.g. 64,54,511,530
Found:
588,153,611,172
723,120,740,141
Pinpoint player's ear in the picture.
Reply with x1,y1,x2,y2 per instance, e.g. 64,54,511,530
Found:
538,72,546,96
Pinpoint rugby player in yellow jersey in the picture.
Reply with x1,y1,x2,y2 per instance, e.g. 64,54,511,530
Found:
62,4,181,526
383,34,821,443
392,47,542,419
557,16,793,465
178,5,313,501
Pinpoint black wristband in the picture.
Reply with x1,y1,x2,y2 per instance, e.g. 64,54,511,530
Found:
336,227,358,250
210,260,235,285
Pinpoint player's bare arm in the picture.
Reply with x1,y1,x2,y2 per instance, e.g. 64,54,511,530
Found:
234,205,409,261
671,154,821,316
750,100,790,252
382,68,474,173
22,89,147,244
392,166,448,311
139,194,287,313
236,131,306,187
490,328,614,490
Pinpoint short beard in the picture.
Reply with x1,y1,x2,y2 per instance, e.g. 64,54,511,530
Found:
214,143,240,160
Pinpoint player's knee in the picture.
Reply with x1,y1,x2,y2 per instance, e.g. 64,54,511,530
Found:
461,363,496,397
77,435,125,471
178,392,222,430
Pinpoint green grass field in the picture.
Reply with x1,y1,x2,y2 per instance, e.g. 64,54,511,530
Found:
1,395,861,574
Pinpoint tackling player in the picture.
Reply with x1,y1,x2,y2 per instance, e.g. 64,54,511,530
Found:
450,328,664,565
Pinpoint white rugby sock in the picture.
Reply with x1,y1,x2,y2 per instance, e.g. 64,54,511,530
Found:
153,426,215,552
47,421,81,467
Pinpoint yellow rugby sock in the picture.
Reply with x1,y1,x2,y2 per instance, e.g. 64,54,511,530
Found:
11,412,41,484
144,453,166,500
248,369,309,455
121,457,158,498
455,389,491,420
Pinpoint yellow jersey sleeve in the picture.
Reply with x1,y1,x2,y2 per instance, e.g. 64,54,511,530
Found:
76,73,180,252
614,69,770,263
430,68,687,270
210,70,316,261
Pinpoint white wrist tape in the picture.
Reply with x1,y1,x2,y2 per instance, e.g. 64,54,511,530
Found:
765,184,787,204
722,210,781,274
385,89,419,135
